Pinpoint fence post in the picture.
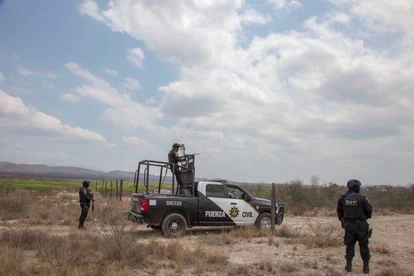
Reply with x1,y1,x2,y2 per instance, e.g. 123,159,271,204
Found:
104,180,107,198
271,183,276,234
120,179,123,201
116,180,119,200
110,181,113,198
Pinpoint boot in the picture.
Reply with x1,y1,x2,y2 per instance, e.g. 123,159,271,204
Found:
345,260,352,272
363,262,369,274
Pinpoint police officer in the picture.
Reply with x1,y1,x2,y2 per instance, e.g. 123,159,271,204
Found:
79,180,94,229
337,179,372,273
168,143,183,187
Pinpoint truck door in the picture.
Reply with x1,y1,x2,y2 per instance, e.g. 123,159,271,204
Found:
199,183,234,225
225,185,259,226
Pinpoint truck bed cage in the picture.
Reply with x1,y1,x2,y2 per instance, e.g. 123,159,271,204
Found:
133,154,197,195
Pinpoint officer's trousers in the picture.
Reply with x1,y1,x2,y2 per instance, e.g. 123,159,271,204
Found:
79,203,90,228
344,220,370,262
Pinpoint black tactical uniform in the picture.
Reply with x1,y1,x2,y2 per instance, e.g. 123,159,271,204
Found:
337,179,372,274
168,143,183,187
79,180,94,229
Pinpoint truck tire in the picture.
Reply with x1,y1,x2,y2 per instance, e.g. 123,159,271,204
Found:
161,213,187,237
255,213,272,230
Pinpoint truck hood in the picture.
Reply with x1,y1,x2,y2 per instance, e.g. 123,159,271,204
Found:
250,197,271,206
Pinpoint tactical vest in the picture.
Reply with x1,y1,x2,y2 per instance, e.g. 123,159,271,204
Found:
79,187,91,204
343,192,367,220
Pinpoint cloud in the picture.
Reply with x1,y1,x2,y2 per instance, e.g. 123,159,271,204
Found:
126,48,145,68
79,0,105,21
266,0,301,10
61,93,80,103
65,62,160,128
123,77,141,91
17,66,56,79
121,136,151,147
103,67,119,77
0,72,5,82
77,0,414,184
17,66,36,76
241,9,271,25
0,89,106,143
79,0,244,65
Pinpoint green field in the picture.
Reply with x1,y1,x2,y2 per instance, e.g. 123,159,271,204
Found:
0,177,176,194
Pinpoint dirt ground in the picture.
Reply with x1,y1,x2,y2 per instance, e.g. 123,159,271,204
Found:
1,193,413,275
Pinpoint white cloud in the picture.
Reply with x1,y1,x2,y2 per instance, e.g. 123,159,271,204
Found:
0,89,106,143
241,9,271,25
18,66,36,76
121,136,150,147
266,0,301,10
126,48,145,68
103,67,118,77
79,0,105,21
79,0,244,65
65,62,160,128
17,66,56,79
0,72,5,82
123,77,141,91
77,0,414,184
61,93,80,103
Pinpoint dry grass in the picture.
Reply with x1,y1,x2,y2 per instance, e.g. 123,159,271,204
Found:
228,226,269,239
375,268,412,276
304,260,318,269
0,225,228,275
0,189,32,219
227,264,251,275
274,224,303,238
372,243,391,254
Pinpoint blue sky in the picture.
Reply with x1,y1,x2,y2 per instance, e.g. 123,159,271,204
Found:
1,0,413,186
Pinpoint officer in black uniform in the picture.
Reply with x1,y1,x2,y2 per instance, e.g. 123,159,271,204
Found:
337,179,372,274
79,180,94,229
168,143,183,187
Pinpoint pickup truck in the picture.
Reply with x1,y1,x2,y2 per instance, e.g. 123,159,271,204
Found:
126,179,284,237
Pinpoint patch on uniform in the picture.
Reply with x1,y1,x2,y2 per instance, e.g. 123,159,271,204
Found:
345,199,358,206
229,206,239,218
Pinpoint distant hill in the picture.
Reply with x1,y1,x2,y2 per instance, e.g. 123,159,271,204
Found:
0,162,141,181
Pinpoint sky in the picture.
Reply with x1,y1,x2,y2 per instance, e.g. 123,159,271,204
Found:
0,0,413,186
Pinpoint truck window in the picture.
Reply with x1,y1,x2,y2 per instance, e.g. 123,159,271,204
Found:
227,185,248,200
206,184,227,198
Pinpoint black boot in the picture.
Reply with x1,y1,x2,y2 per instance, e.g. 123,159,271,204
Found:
363,262,369,274
345,260,352,272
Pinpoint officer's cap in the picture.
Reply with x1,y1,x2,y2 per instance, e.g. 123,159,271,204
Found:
172,143,180,148
82,180,90,187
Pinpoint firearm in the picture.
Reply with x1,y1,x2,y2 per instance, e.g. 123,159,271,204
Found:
368,228,372,238
88,188,95,211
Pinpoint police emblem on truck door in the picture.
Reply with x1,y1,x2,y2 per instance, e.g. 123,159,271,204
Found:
229,207,239,218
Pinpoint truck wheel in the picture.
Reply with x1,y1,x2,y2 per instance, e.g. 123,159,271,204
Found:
255,213,272,230
161,213,187,237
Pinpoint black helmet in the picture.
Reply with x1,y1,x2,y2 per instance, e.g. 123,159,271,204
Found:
82,180,90,187
347,179,361,189
172,143,180,148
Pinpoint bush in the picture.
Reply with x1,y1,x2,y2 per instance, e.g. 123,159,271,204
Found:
243,182,414,215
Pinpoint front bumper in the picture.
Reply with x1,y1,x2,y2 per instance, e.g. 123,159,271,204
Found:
276,204,284,225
